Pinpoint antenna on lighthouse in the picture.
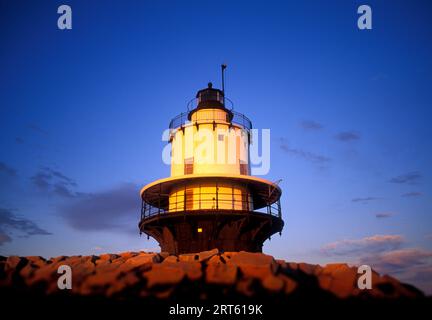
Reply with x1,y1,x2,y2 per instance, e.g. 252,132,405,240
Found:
221,63,227,105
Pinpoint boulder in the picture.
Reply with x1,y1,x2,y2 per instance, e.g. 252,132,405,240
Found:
229,251,277,280
99,253,120,261
144,264,185,289
322,263,357,298
236,278,255,296
207,255,224,265
206,262,238,286
262,274,284,292
298,262,318,275
125,253,160,266
198,248,219,262
0,250,424,301
159,252,170,259
221,252,239,261
161,259,202,281
5,256,26,273
119,252,138,259
179,253,199,262
162,255,179,264
280,274,298,294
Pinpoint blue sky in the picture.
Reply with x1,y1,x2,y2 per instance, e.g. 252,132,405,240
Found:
1,1,431,293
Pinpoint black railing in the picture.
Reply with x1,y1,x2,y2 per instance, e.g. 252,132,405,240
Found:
140,191,281,221
231,111,253,130
168,97,252,132
168,110,252,131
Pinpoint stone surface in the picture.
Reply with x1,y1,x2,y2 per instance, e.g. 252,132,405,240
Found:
229,251,277,281
144,264,185,288
262,274,284,292
126,253,160,266
161,255,179,264
198,248,219,262
206,262,238,286
0,250,425,302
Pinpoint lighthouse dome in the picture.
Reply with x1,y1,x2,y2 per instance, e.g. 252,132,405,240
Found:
195,82,225,109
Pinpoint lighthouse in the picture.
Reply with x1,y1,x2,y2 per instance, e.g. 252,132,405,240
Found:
139,71,284,254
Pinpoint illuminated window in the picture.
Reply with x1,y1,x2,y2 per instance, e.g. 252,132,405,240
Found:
185,188,194,211
197,227,203,233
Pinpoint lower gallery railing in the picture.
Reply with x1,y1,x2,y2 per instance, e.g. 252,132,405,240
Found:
140,191,281,221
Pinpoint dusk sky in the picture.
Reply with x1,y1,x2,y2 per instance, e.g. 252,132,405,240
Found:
1,1,431,293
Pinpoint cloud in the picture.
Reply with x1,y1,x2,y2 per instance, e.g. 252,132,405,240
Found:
0,162,18,189
41,167,76,185
375,212,394,219
322,235,432,294
359,248,432,294
30,167,77,198
321,235,404,256
60,183,140,234
351,197,380,203
388,172,422,185
0,232,12,245
401,192,423,197
300,120,323,131
26,123,48,135
279,139,331,164
360,248,432,274
31,171,51,190
334,131,360,142
0,162,17,177
403,265,432,294
0,208,51,246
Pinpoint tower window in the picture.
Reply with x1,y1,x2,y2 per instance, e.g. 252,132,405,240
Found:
218,134,225,141
240,161,248,175
184,157,194,175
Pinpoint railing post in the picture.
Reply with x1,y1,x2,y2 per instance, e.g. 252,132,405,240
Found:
141,200,146,220
278,199,281,218
232,186,234,210
216,182,219,210
184,185,186,212
158,184,162,215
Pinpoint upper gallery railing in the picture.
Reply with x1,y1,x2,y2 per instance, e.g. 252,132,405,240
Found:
168,97,252,132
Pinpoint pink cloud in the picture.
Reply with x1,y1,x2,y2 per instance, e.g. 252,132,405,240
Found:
321,235,404,256
321,236,432,294
361,248,432,273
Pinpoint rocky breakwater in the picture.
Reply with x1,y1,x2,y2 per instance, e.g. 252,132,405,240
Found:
0,249,425,305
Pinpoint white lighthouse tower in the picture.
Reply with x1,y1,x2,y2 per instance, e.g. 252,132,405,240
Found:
139,69,283,254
